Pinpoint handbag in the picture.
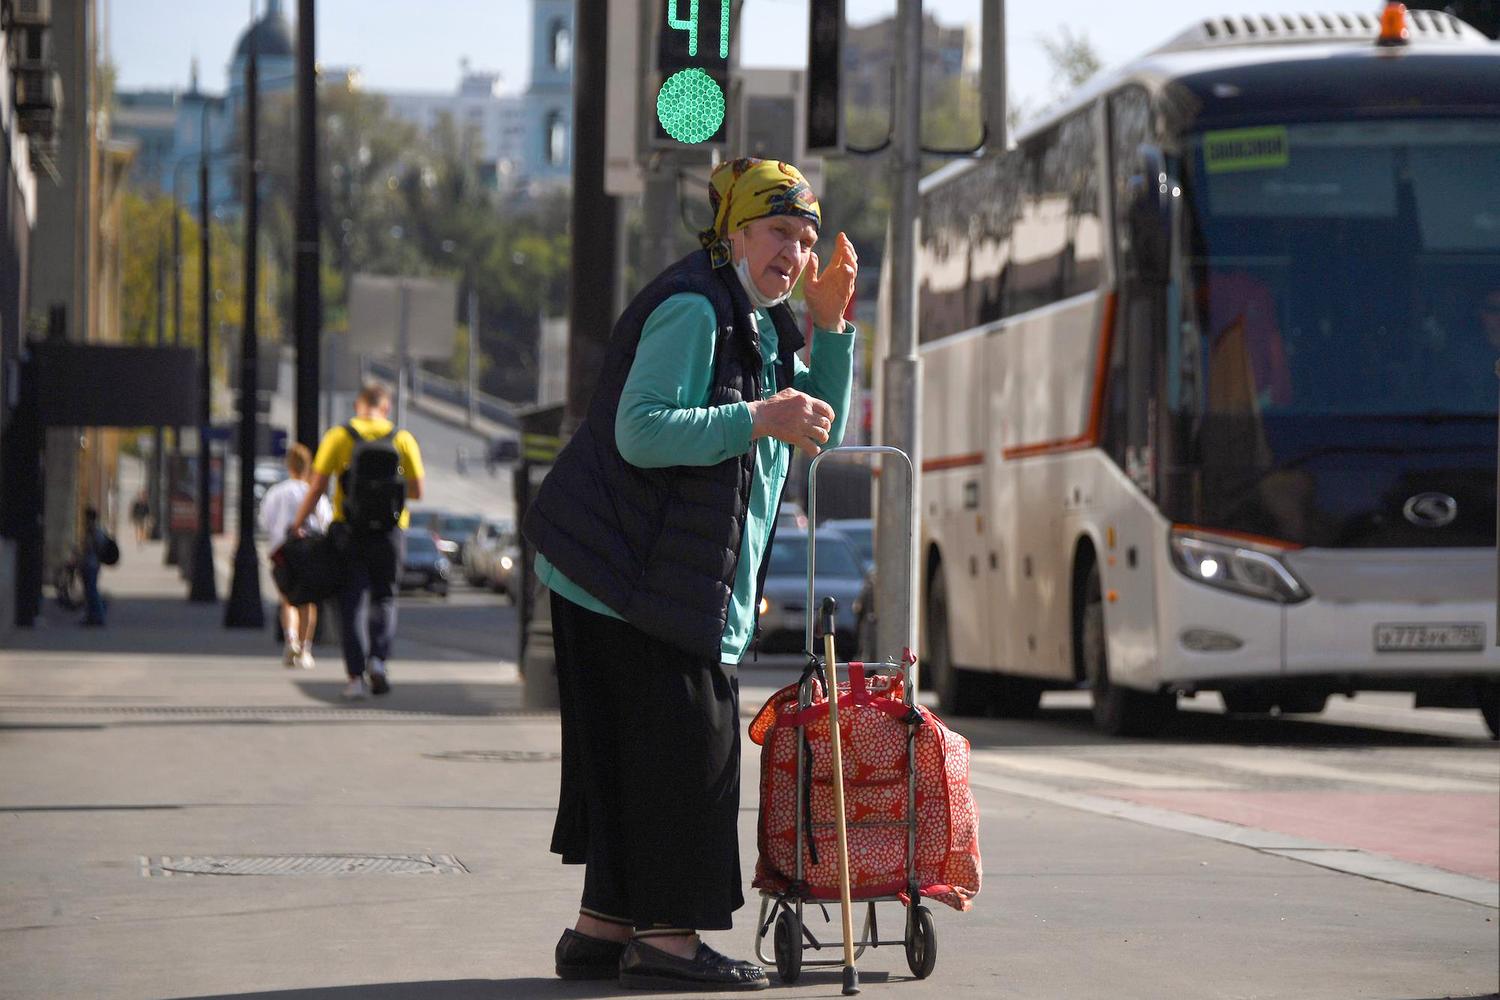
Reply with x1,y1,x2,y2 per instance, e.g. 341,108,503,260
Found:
270,531,342,605
749,664,981,911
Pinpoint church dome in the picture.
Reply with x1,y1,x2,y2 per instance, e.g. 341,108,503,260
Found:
233,0,294,61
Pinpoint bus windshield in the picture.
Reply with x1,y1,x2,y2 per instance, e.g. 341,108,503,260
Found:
1178,118,1500,421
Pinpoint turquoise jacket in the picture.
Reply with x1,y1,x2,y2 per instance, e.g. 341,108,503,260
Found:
538,292,856,662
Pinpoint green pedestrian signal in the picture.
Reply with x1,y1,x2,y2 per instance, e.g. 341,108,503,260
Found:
657,68,725,144
653,0,730,148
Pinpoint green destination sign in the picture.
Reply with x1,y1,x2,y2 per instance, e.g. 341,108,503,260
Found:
1203,127,1290,174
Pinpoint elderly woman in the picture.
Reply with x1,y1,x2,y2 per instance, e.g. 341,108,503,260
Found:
524,158,858,991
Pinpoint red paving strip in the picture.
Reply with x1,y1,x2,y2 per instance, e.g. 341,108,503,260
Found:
1099,790,1500,881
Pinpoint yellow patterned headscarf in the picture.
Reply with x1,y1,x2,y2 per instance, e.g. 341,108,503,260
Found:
698,157,821,267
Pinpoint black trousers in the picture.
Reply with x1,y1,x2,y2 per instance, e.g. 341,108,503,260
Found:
550,591,744,930
337,527,401,678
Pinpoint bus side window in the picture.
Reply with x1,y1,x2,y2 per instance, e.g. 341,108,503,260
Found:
1109,87,1153,279
1105,86,1160,495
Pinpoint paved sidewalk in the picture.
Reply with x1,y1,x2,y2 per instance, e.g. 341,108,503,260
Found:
2,541,1497,1000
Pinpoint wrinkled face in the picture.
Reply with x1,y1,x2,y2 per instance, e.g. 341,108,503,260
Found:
731,215,818,300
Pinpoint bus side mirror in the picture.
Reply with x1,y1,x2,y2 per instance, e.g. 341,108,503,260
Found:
1126,145,1173,286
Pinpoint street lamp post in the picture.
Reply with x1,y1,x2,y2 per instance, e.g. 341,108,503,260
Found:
188,100,221,604
439,238,480,429
165,189,183,566
293,0,321,451
169,141,236,575
225,15,266,629
150,241,166,541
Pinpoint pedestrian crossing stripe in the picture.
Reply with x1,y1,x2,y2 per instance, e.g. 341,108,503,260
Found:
969,751,1236,789
1407,757,1500,781
967,750,1499,794
1198,754,1495,793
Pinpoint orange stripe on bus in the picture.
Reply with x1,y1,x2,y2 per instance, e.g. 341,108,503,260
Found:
1173,523,1305,551
1002,292,1118,462
921,452,985,474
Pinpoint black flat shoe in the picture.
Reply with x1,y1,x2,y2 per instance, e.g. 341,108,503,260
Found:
619,938,768,992
555,928,626,980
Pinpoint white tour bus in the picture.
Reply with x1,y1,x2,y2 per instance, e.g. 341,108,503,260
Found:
906,8,1500,736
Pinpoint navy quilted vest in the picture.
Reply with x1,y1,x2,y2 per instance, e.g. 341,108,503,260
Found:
523,249,804,658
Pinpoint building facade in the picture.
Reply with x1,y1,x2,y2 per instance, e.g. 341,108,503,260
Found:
113,0,573,200
0,0,45,633
383,67,529,190
525,0,574,187
845,14,971,114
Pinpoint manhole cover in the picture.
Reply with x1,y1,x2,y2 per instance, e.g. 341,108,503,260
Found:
141,854,467,877
424,749,561,763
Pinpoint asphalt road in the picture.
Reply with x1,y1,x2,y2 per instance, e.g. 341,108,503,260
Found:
5,502,1495,999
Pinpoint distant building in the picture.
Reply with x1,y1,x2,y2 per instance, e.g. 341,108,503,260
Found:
110,90,176,193
525,0,574,187
845,14,971,113
110,0,295,211
383,66,529,190
113,0,573,201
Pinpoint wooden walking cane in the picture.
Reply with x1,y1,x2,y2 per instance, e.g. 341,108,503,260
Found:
821,597,860,995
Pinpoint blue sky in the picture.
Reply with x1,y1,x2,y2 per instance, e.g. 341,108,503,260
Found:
109,0,1238,111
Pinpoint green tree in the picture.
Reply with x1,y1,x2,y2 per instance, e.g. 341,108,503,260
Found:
118,191,268,390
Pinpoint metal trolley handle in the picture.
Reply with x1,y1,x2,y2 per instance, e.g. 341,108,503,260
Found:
803,446,916,668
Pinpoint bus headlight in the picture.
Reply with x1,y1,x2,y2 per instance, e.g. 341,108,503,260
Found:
1168,529,1309,604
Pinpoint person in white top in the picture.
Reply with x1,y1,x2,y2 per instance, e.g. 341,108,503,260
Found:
259,443,333,669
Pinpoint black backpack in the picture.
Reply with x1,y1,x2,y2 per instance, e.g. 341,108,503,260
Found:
98,532,120,566
339,423,406,532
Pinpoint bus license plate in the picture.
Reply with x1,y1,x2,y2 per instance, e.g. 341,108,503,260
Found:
1375,623,1484,653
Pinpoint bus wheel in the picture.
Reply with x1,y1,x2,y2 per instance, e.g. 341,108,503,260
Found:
927,569,989,716
1221,689,1276,715
991,676,1042,719
1276,692,1327,715
1479,683,1500,741
1079,562,1174,737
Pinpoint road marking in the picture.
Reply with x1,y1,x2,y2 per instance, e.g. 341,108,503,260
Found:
970,751,1235,789
1201,754,1494,792
967,772,1500,909
1411,757,1500,782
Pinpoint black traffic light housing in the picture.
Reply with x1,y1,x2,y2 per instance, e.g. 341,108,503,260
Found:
806,0,845,155
650,0,731,149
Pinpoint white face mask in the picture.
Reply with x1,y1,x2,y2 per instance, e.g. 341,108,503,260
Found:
734,254,793,310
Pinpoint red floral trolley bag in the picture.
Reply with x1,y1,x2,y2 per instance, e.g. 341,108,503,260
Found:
750,661,981,911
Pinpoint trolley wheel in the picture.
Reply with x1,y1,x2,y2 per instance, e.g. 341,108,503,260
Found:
774,908,803,984
905,904,937,979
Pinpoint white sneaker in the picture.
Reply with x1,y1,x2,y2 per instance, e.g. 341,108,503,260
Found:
340,677,367,700
296,648,315,670
282,643,300,667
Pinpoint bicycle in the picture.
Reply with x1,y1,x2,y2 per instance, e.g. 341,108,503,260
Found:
53,559,83,611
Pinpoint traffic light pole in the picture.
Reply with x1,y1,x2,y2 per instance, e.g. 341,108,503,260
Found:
641,156,679,276
521,0,617,711
875,0,923,673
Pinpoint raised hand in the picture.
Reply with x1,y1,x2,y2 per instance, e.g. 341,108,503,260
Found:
803,231,859,331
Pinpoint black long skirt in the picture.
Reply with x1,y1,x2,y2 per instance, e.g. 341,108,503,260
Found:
549,591,744,930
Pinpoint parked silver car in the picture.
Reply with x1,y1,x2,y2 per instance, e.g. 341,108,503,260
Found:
487,540,520,599
821,517,873,573
462,519,518,599
463,519,513,588
757,528,863,656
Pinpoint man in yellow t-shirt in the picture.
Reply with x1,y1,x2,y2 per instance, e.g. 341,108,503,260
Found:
291,383,425,699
